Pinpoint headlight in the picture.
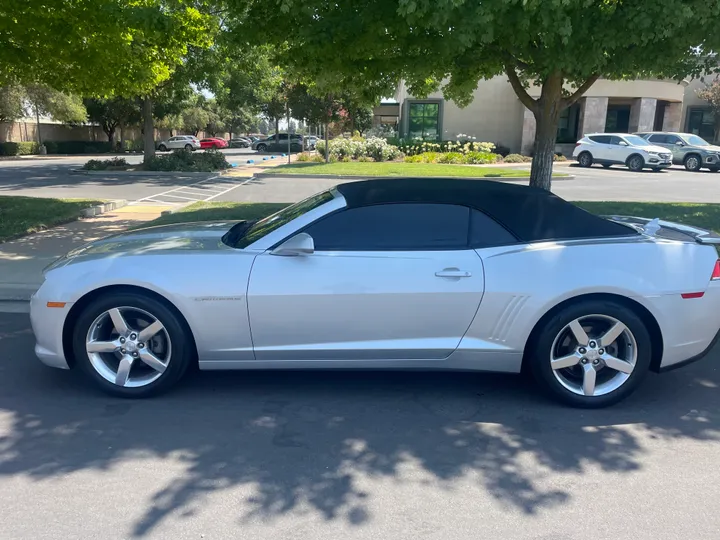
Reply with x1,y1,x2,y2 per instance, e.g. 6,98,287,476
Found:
648,151,660,155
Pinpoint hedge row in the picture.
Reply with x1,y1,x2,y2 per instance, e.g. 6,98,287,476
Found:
0,140,113,156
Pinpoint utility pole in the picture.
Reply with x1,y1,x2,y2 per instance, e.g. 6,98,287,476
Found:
286,101,291,164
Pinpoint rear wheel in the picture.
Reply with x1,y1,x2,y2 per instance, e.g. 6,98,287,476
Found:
184,143,193,152
528,300,652,408
256,143,267,152
684,154,702,171
626,154,644,172
577,152,593,167
72,292,193,398
158,144,167,152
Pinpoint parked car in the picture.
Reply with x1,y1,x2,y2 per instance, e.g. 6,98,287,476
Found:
251,133,303,152
199,137,228,149
30,178,720,407
305,135,319,149
229,137,251,148
635,132,720,172
573,133,672,171
156,135,201,152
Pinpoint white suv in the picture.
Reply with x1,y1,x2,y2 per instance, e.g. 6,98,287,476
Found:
573,133,672,172
157,135,201,152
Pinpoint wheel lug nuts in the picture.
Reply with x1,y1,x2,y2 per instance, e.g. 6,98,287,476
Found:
589,341,596,348
121,349,126,354
119,337,126,344
581,358,588,364
130,333,137,340
132,352,138,358
592,359,599,365
598,348,604,355
579,347,587,354
138,343,145,348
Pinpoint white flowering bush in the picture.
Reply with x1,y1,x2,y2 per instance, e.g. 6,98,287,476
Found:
399,138,496,156
316,136,403,162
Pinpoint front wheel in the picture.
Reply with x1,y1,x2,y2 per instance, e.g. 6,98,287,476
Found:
184,144,194,152
72,292,194,398
684,154,702,171
528,300,652,408
626,155,644,172
256,144,267,152
577,152,593,167
158,144,167,152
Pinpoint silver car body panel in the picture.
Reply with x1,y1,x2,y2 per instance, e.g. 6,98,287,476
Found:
30,189,720,374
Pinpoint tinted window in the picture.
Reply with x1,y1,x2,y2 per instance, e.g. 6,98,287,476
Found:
623,135,651,146
470,210,517,247
664,135,681,144
648,134,668,143
588,135,611,144
608,136,625,145
304,203,470,251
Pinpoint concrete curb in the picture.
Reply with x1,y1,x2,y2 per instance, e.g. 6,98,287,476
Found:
255,172,575,182
70,169,224,177
81,199,128,217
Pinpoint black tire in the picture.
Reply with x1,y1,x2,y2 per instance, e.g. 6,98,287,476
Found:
577,152,593,167
709,166,720,172
184,144,194,152
256,144,267,152
528,299,652,408
71,291,194,398
602,164,612,168
626,154,644,172
158,144,167,152
684,153,702,171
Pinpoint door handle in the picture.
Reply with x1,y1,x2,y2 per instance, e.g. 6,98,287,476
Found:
435,268,472,278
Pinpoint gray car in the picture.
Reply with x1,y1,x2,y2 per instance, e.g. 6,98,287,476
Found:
635,132,720,172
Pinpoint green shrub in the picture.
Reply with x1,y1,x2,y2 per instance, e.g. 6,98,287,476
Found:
81,157,129,170
295,152,313,162
143,149,229,172
0,142,38,156
437,152,464,164
404,154,424,163
45,141,112,154
503,153,532,163
357,155,373,162
464,151,500,164
554,154,568,161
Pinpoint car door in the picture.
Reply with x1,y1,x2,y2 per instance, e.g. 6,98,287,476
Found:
662,134,685,162
246,203,486,363
609,135,632,163
587,135,612,161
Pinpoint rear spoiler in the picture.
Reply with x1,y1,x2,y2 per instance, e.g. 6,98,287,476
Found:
604,215,720,245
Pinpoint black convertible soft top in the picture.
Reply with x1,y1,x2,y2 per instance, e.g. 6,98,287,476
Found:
335,178,638,243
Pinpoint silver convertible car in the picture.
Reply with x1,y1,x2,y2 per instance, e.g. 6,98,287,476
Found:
31,178,720,407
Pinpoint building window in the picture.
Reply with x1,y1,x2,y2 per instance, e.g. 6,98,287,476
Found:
408,102,440,141
605,105,631,133
556,104,580,143
687,108,715,141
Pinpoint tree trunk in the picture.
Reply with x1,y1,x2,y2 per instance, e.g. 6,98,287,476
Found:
275,118,280,137
142,97,155,163
528,74,563,191
324,122,329,163
34,104,42,145
119,124,125,152
105,126,115,149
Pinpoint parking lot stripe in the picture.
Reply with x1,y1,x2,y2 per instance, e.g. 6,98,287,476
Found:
204,176,256,202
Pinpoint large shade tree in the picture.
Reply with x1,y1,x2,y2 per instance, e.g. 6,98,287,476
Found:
237,0,720,189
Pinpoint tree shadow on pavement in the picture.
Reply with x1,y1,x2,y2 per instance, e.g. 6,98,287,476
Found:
0,313,718,537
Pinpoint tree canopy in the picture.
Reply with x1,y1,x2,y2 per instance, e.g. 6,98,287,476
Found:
237,0,720,188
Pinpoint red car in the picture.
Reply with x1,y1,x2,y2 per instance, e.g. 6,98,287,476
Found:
199,137,228,149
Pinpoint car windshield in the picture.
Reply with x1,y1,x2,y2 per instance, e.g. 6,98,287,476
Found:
623,135,651,146
685,134,710,146
226,190,335,248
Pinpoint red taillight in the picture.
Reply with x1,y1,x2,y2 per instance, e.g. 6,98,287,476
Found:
712,260,720,281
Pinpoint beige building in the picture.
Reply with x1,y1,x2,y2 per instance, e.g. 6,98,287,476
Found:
379,75,717,155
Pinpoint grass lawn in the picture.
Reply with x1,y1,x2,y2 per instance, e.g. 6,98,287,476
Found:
142,200,720,234
264,161,542,178
0,196,103,243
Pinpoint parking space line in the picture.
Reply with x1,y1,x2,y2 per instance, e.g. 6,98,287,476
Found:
204,176,257,202
131,174,223,204
154,194,204,201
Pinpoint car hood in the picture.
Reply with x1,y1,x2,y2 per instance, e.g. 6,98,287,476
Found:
642,144,671,153
44,220,242,272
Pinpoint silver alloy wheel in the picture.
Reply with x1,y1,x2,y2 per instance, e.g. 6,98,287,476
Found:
628,156,643,171
685,156,700,170
86,306,172,388
550,314,637,397
578,153,592,167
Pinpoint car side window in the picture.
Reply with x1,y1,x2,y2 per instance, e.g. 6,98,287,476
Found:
588,135,611,144
664,135,681,144
648,134,667,144
470,209,517,248
303,203,471,251
608,136,625,145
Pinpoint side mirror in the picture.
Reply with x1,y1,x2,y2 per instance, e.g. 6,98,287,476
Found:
619,141,629,146
675,140,684,146
270,233,315,257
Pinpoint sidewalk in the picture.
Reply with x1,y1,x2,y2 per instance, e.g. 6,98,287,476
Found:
0,204,171,302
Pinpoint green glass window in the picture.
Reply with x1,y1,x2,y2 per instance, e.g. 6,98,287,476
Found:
687,108,715,141
408,102,440,141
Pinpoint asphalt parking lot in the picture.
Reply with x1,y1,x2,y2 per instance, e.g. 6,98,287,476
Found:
1,311,720,539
